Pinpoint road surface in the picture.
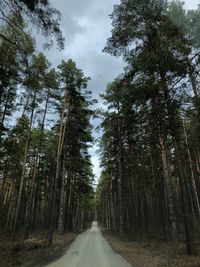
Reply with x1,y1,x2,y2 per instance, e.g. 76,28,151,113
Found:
45,221,132,267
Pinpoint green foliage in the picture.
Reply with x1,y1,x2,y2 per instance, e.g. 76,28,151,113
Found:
98,0,200,255
0,21,94,237
0,0,64,49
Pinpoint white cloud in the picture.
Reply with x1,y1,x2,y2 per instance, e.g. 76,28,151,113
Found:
46,0,124,181
184,0,199,10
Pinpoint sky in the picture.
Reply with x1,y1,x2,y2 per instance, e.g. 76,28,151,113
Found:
44,0,199,182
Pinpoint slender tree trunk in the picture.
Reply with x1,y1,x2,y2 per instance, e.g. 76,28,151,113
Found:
6,184,15,231
159,135,178,242
47,94,67,244
161,72,197,255
152,95,178,242
58,94,71,234
24,88,50,239
58,160,66,234
173,138,197,255
183,119,200,222
117,118,124,237
12,92,36,241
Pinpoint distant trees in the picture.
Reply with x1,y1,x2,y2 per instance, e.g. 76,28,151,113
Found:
0,19,95,243
97,0,200,256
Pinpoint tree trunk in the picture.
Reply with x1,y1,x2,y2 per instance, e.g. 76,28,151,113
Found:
159,135,178,242
173,138,197,255
183,119,200,222
117,118,124,238
24,88,50,239
47,93,68,244
58,160,66,234
12,92,36,241
161,71,197,255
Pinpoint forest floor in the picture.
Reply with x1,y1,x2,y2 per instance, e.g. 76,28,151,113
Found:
1,228,200,267
0,229,78,267
103,231,200,267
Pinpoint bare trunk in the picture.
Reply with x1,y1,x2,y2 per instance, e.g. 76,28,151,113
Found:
12,92,36,241
159,135,178,242
48,94,68,244
161,71,197,255
58,161,66,234
183,119,200,222
24,88,50,239
173,138,197,255
117,118,124,237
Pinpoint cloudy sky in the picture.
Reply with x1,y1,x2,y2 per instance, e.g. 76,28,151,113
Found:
45,0,199,181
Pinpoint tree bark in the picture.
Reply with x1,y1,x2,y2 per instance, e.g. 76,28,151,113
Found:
12,91,36,241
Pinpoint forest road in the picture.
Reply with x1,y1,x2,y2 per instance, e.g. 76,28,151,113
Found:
45,221,133,267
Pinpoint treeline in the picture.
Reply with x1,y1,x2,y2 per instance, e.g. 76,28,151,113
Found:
97,0,200,256
0,14,95,244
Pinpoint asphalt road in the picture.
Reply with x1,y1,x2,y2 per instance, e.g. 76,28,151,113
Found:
45,221,132,267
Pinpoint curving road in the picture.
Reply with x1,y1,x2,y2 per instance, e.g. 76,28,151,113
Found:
45,221,132,267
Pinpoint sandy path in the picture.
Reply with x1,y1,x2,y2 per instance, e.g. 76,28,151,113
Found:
45,221,132,267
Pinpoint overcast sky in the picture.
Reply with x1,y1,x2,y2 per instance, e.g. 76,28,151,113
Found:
45,0,199,182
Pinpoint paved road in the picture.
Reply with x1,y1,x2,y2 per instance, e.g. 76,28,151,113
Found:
45,221,132,267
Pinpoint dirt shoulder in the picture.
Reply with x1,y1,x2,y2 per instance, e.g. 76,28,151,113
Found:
103,231,200,267
0,231,79,267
